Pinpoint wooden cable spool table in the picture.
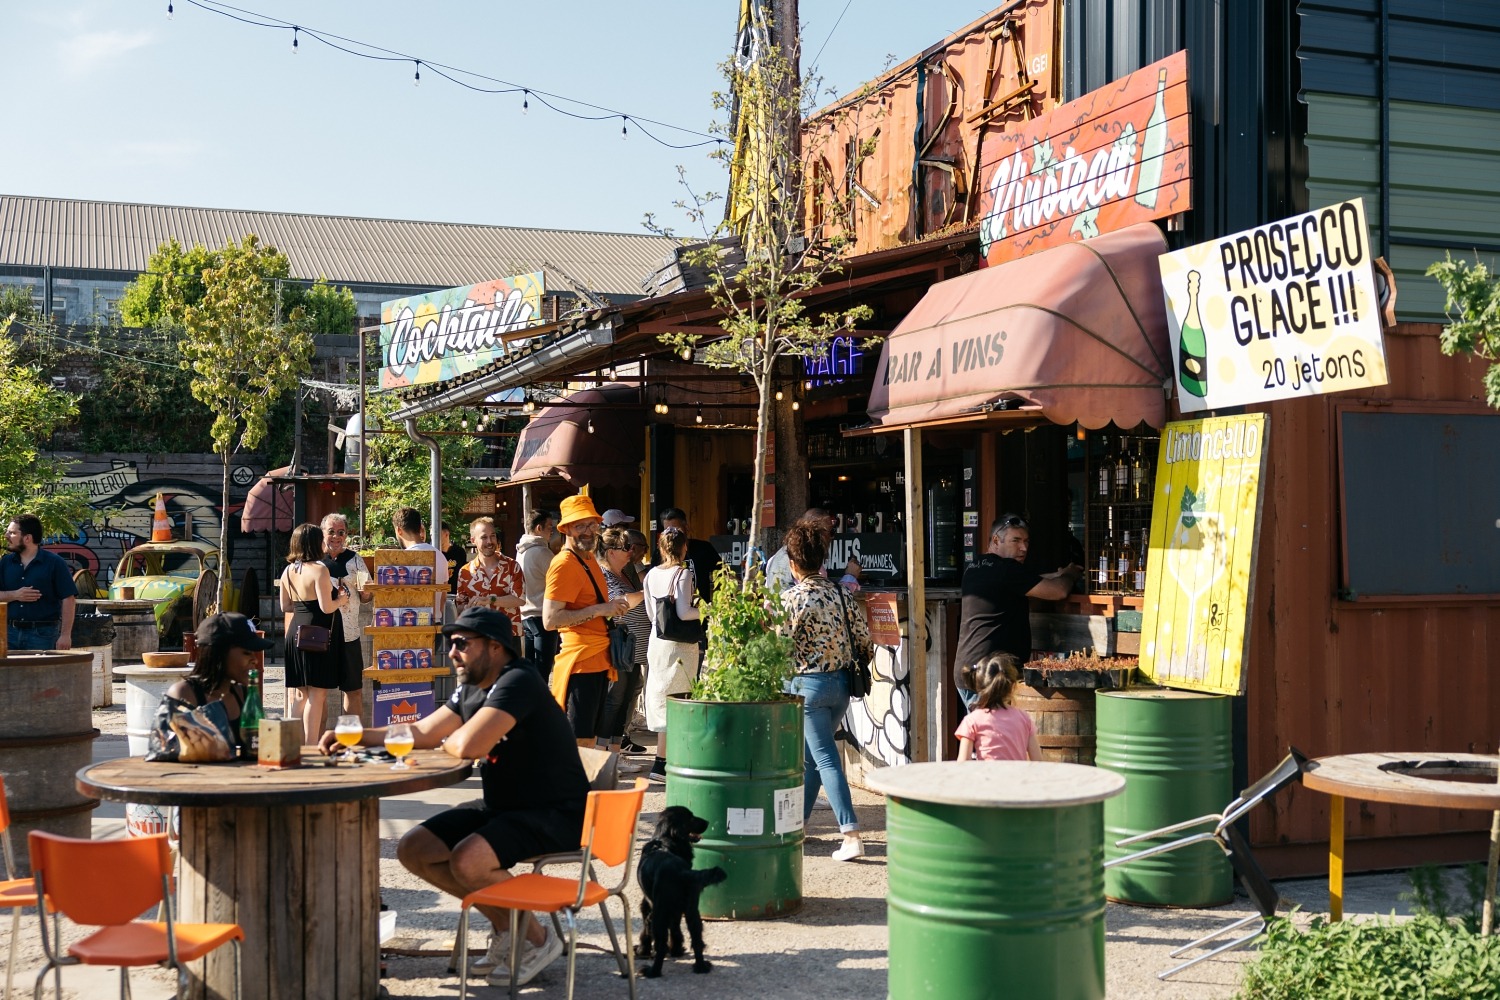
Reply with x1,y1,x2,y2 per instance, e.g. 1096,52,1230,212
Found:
1301,751,1500,921
77,749,472,1000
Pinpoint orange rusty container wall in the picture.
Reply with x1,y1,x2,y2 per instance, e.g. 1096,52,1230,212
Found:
1247,324,1500,877
801,0,1060,256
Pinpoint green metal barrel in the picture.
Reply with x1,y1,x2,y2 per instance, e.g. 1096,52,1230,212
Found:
665,696,804,918
1097,689,1233,906
870,761,1125,1000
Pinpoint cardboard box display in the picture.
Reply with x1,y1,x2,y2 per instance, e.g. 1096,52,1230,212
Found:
258,717,304,768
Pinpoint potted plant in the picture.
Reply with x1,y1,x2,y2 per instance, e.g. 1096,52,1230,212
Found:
665,562,804,918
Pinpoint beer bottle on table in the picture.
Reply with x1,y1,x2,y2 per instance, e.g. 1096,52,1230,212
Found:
240,668,265,761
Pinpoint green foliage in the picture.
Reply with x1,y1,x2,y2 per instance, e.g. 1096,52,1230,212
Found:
75,326,213,453
121,238,217,328
287,279,358,337
1237,912,1500,1000
1428,253,1500,408
361,391,484,546
0,318,94,533
691,562,795,702
1402,863,1488,934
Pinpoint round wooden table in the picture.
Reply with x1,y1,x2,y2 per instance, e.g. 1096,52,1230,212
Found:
1302,751,1500,920
78,749,472,1000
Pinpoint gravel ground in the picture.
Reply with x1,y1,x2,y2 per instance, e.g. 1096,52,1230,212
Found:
1,678,1432,999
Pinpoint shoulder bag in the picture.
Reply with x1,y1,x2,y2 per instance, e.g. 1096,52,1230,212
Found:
835,588,873,699
571,551,635,672
294,624,331,653
653,568,705,644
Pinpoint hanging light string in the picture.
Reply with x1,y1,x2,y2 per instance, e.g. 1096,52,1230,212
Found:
172,0,728,150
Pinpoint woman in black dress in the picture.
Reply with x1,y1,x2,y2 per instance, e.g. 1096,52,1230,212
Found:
280,522,348,737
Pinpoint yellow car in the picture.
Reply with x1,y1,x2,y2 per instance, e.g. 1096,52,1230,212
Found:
108,540,236,639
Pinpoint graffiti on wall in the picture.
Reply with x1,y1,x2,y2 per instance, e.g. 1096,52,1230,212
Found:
39,458,255,589
843,594,918,767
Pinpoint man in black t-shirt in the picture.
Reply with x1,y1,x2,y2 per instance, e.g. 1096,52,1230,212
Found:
659,507,721,604
952,515,1083,710
318,607,587,987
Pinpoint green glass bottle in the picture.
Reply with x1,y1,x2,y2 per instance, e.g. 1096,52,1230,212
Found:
1178,270,1208,398
240,668,265,761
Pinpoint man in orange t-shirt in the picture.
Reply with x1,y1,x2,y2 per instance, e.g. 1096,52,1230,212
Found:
543,489,627,746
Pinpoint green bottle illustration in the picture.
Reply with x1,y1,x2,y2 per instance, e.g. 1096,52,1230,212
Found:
1178,270,1208,398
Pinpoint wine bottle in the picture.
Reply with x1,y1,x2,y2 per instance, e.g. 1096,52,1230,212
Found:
1133,533,1149,592
240,668,265,762
1118,531,1137,592
1135,67,1169,210
1097,435,1113,498
1131,440,1151,500
1097,532,1116,590
1113,440,1132,500
1179,271,1208,398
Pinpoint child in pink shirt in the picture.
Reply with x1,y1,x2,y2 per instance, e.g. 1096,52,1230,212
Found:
955,653,1043,762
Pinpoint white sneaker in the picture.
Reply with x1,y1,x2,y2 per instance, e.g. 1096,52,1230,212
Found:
503,925,564,987
469,931,512,977
831,837,865,862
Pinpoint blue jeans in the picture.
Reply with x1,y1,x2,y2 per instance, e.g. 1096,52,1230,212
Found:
8,623,60,651
787,671,859,833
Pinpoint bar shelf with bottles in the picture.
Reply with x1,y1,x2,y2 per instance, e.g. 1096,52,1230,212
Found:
793,417,910,586
1084,430,1158,598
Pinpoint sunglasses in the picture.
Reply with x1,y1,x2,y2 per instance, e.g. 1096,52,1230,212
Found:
448,635,482,651
326,529,347,536
993,516,1028,535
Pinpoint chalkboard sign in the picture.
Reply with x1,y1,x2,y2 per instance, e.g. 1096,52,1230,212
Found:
1341,410,1500,597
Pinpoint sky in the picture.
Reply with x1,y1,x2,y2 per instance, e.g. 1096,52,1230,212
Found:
4,1,1002,237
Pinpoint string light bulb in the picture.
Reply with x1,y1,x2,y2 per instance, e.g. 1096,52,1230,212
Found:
291,27,298,54
791,400,800,411
775,389,784,401
523,399,535,413
413,60,421,86
167,1,173,18
522,90,529,114
587,415,596,434
680,346,692,361
695,407,704,425
621,116,629,140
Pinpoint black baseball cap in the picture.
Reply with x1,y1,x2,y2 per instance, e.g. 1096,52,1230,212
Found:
442,607,522,659
195,612,275,652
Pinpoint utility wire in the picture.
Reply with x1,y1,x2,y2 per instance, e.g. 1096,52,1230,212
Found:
808,0,857,74
175,0,729,150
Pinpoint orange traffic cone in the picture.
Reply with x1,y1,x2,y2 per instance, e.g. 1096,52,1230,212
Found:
150,493,173,542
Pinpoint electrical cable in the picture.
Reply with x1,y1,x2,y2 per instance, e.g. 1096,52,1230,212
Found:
808,0,856,74
176,0,728,150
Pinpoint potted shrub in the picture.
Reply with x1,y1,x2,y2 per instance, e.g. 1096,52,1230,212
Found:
665,562,804,918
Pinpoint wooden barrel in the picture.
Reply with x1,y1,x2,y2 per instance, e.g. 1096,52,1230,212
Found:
0,651,100,872
98,599,160,662
1014,683,1096,765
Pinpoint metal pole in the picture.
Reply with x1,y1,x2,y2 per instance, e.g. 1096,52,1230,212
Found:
404,417,442,549
359,324,368,545
903,427,930,762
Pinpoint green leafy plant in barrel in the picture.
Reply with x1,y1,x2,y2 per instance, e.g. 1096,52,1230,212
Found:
691,562,795,702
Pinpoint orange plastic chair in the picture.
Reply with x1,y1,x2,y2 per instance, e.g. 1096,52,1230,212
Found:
28,831,245,1000
1,775,60,1000
456,777,647,1000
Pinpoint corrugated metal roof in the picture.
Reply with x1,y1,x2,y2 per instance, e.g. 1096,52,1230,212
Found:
0,194,677,298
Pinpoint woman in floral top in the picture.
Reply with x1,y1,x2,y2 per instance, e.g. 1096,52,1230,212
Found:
780,521,873,862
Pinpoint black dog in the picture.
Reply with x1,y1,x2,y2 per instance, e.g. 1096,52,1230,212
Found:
636,805,727,977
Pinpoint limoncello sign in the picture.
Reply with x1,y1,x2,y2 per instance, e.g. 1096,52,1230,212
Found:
1158,198,1389,412
1139,413,1268,696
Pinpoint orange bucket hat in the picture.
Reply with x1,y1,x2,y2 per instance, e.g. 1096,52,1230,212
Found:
556,486,603,530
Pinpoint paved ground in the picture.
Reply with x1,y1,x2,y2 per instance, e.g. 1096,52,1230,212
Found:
2,674,1449,999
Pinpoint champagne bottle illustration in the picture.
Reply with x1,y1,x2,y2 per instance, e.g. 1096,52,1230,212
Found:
1178,271,1208,398
1134,67,1169,209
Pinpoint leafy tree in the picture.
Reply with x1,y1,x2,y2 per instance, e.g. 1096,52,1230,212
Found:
154,234,315,607
1428,253,1500,407
361,391,484,547
649,35,875,550
0,314,93,534
288,280,358,336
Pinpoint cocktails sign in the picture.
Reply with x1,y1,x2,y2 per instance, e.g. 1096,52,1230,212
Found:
978,50,1190,266
379,273,544,389
1138,413,1267,696
1158,198,1390,412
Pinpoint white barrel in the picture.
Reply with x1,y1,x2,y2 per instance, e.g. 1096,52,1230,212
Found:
114,663,193,756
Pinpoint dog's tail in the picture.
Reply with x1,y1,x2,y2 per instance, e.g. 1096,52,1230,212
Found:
693,866,728,888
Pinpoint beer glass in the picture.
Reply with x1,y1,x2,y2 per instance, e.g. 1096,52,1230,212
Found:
384,723,414,771
334,714,363,764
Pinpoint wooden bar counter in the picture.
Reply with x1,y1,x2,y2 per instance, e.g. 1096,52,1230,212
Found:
77,749,472,1000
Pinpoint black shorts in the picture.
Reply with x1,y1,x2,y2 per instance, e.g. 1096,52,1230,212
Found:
566,671,611,740
420,805,585,869
339,640,363,692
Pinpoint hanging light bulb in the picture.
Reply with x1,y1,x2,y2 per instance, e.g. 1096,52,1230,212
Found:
167,1,173,18
680,346,692,361
621,116,629,140
523,399,535,413
291,27,299,54
791,400,800,411
522,90,529,114
775,389,784,401
461,418,468,429
413,60,421,86
695,407,704,425
587,415,596,434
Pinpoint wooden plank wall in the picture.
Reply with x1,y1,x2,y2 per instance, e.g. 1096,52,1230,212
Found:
1249,324,1500,873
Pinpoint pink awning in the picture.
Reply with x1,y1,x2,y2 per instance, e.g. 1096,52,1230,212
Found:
865,222,1173,431
510,384,643,492
240,466,294,533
